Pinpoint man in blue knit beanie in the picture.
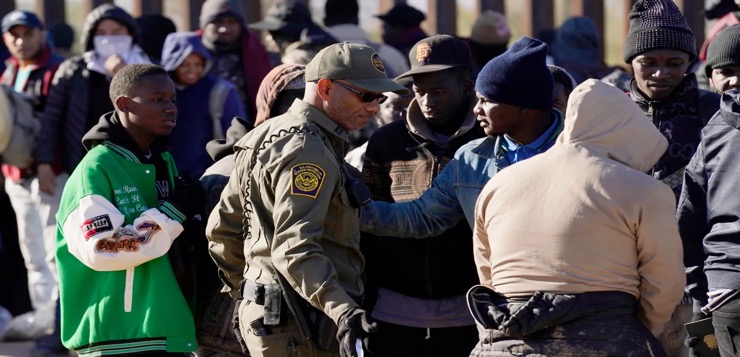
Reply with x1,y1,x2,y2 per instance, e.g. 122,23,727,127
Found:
359,35,564,266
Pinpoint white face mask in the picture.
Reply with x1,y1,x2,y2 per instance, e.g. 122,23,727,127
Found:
93,35,132,58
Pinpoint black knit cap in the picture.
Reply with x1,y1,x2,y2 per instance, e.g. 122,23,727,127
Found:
705,24,740,78
624,0,696,63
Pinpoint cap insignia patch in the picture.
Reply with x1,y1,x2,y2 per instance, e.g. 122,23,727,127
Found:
371,53,386,73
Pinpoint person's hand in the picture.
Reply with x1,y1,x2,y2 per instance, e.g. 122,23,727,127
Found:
37,164,57,195
336,308,378,357
162,174,206,222
104,54,126,76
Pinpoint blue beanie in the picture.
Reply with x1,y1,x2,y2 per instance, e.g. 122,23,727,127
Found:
475,36,553,111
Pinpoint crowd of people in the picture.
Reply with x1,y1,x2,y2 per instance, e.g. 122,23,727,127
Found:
1,0,740,356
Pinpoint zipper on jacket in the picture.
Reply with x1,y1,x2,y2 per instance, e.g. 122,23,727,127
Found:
124,268,134,312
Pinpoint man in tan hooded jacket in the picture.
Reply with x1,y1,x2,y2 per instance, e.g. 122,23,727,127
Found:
469,79,685,356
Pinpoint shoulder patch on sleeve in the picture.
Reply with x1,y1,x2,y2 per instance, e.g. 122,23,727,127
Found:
81,214,113,240
291,163,326,198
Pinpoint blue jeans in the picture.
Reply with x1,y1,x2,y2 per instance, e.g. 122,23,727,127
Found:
712,293,740,356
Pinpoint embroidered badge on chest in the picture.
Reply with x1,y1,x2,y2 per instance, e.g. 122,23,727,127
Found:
291,163,326,198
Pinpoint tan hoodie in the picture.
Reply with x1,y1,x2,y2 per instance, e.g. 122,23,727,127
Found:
473,79,685,336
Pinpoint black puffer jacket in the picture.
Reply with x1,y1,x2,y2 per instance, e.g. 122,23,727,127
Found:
36,4,141,173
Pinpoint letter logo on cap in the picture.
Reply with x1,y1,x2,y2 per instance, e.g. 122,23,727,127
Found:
416,42,431,64
371,53,385,73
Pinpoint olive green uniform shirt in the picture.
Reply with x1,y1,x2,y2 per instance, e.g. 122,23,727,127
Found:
207,100,363,324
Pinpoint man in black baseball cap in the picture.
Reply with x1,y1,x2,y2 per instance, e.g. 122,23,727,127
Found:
359,34,484,356
376,3,428,65
249,1,336,59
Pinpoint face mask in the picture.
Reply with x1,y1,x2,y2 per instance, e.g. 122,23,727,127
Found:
93,35,132,58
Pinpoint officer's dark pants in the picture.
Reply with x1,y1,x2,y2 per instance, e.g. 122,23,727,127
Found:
238,299,339,357
364,320,478,357
468,289,666,357
712,293,740,356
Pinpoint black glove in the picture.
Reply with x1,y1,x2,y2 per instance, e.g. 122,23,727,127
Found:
336,308,378,357
162,174,206,221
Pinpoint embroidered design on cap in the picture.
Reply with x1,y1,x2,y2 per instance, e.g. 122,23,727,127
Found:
371,53,386,73
416,42,432,63
291,163,326,198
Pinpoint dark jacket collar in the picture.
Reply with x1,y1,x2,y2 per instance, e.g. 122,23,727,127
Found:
629,73,699,107
720,90,740,130
82,111,168,162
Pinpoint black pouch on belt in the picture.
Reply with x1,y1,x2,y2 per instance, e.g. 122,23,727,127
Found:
263,283,283,325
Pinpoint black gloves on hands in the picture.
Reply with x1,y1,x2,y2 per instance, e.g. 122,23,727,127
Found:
336,308,378,357
164,174,206,221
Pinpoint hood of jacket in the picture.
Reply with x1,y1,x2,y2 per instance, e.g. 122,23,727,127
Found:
199,0,246,29
406,95,479,143
160,32,213,73
82,111,167,158
557,79,667,172
720,89,740,129
81,4,140,52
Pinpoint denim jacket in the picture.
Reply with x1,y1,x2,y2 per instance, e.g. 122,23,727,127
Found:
360,109,564,237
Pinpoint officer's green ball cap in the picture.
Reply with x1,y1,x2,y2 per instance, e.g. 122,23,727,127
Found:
305,42,411,95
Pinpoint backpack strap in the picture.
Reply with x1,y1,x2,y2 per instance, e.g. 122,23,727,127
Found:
209,79,232,140
41,63,60,98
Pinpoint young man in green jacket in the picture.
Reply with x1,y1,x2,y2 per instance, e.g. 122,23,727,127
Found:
55,64,202,356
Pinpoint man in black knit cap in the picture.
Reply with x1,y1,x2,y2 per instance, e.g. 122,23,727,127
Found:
704,24,740,93
679,22,740,357
623,0,720,355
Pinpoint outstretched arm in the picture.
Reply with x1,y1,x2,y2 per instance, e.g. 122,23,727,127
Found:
360,159,466,238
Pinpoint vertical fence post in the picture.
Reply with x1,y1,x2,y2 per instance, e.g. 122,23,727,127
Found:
244,0,262,24
567,0,605,60
130,0,164,17
426,0,457,35
35,0,66,27
522,0,554,37
675,0,706,53
81,0,114,15
0,0,15,20
476,0,505,14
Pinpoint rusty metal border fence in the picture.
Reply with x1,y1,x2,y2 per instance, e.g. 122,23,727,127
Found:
0,0,706,67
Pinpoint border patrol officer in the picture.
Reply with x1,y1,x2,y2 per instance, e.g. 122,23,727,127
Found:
206,42,409,357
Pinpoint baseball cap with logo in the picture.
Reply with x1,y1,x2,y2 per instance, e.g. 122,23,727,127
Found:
305,42,411,95
396,34,473,79
2,10,44,33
